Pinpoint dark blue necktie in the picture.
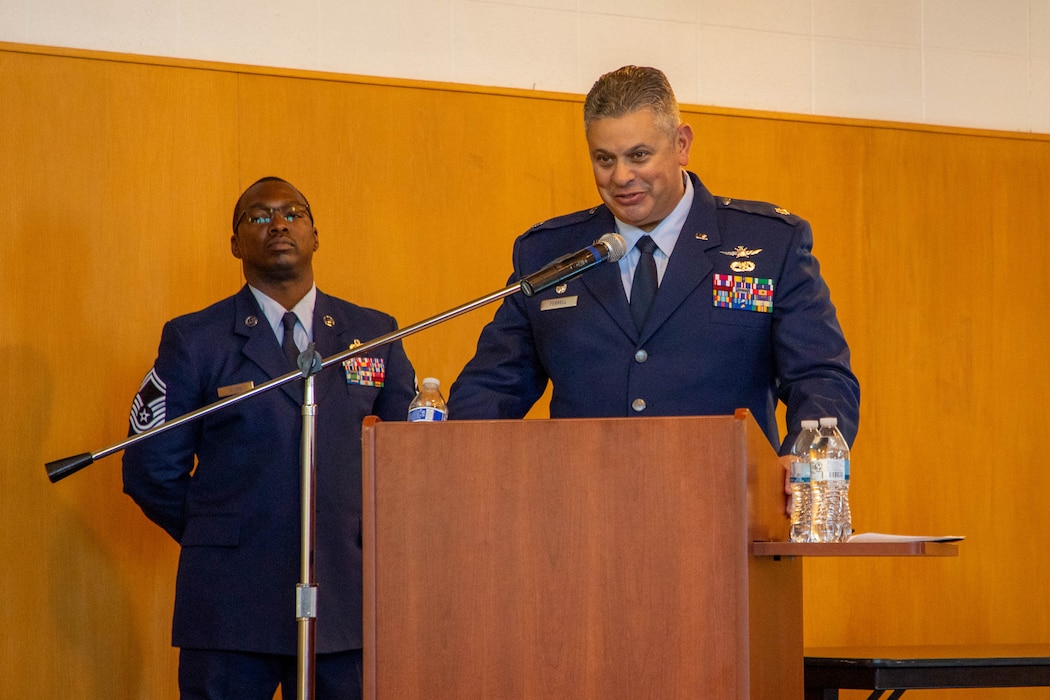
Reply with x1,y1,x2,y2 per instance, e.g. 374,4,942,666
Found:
630,235,658,331
281,311,300,369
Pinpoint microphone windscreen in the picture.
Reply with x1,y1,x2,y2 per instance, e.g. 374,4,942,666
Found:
599,232,628,262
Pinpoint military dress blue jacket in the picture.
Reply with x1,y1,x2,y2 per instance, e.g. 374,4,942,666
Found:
122,285,416,654
448,172,859,452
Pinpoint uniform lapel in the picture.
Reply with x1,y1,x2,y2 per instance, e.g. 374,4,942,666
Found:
311,292,353,405
636,174,722,344
579,210,637,339
233,286,307,405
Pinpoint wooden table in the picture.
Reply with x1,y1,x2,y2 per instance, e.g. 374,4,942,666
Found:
804,645,1050,699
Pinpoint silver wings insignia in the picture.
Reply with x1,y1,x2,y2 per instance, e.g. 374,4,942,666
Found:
721,245,763,259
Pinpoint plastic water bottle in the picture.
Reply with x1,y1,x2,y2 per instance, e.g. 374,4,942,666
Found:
407,377,448,422
788,419,820,543
810,416,851,543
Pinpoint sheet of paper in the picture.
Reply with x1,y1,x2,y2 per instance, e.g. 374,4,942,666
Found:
848,532,964,543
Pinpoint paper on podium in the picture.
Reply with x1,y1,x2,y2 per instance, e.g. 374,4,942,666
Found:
848,532,965,543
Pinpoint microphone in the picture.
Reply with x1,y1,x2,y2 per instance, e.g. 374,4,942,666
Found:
519,233,627,297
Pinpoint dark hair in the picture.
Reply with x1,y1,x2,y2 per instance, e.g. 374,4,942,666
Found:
231,177,312,232
583,65,681,138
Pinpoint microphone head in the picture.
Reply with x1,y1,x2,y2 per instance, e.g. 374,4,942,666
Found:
598,233,628,262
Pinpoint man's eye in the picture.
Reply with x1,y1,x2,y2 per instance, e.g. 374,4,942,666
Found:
247,213,271,224
631,151,649,160
285,211,304,222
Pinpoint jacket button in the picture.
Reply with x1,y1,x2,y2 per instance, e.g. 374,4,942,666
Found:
634,349,648,363
632,398,646,413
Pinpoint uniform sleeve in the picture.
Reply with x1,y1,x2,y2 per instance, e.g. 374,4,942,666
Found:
121,321,202,541
369,319,418,422
447,238,551,419
771,218,860,452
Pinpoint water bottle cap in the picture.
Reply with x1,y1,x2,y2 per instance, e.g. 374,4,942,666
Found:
800,419,819,429
819,416,838,427
421,377,441,389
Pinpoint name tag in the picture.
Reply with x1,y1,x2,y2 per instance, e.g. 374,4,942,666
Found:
217,381,254,398
540,296,578,311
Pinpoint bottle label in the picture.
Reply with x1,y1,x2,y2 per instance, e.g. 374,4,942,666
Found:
789,460,810,483
811,458,847,482
408,406,448,422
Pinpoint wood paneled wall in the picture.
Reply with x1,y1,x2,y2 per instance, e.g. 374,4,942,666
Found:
2,42,1048,699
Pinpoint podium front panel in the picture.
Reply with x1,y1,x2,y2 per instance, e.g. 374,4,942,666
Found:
362,413,800,699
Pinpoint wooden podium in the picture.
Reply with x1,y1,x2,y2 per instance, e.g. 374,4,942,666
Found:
361,410,802,699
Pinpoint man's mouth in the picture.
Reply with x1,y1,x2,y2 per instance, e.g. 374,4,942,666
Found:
615,191,645,205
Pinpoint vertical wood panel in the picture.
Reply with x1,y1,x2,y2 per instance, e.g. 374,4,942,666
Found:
3,43,1049,699
1,48,241,698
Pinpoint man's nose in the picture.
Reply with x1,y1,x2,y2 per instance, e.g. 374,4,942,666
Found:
268,211,292,231
612,160,635,184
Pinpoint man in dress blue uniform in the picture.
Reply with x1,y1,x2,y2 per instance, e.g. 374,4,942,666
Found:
122,177,416,699
448,65,859,455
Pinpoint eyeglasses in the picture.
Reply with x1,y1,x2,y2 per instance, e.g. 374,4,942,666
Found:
235,204,312,228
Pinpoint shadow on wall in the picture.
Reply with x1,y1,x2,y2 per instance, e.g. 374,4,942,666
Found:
0,342,147,698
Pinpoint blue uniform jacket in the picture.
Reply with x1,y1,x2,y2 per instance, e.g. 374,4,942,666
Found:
448,172,859,452
122,285,416,654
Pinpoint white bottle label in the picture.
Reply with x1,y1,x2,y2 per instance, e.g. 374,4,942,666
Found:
811,458,847,482
408,406,448,422
789,460,810,483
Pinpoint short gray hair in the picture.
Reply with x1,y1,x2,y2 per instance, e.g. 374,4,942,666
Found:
583,65,681,138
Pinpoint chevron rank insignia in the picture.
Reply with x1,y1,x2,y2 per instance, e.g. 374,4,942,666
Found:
344,357,386,387
130,367,167,433
713,274,774,313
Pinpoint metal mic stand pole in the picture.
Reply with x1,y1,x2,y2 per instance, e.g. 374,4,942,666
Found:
295,347,321,700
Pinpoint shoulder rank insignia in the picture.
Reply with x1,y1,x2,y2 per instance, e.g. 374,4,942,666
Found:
130,367,167,433
527,206,602,233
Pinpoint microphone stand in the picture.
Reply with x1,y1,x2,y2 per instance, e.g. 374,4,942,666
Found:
44,237,616,700
296,347,321,700
45,281,522,700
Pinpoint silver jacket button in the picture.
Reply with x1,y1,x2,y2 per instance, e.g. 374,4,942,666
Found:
632,398,647,413
634,349,648,363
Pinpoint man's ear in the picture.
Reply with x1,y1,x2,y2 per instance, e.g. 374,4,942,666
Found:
231,234,242,259
676,122,694,167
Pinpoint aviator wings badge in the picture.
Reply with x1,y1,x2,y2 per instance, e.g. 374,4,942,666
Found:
721,245,763,272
